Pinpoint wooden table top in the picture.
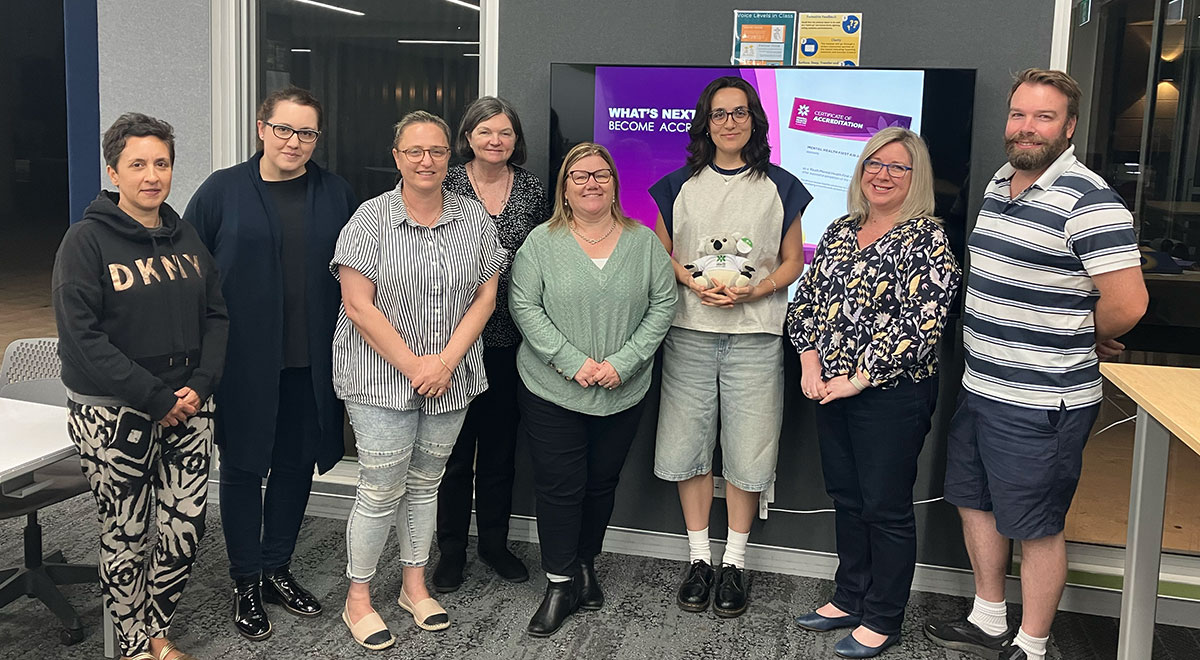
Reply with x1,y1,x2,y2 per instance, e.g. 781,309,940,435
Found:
1100,363,1200,455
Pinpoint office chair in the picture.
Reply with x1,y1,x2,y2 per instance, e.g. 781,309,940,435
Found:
1,337,96,645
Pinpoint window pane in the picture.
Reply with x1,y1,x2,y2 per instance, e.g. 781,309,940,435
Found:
257,0,480,202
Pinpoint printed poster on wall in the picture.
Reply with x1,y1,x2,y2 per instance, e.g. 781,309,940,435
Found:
731,10,797,65
796,13,862,66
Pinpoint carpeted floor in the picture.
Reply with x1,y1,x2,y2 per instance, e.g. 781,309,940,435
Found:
2,493,1198,659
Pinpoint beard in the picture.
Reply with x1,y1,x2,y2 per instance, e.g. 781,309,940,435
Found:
1004,129,1070,172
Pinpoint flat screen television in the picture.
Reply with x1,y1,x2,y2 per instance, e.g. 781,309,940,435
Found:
549,64,977,264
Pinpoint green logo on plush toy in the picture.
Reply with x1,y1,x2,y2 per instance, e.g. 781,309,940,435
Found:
683,234,756,288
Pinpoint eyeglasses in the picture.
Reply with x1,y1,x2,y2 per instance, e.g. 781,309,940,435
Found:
567,169,613,185
863,159,913,178
264,121,320,143
398,146,452,162
709,106,751,124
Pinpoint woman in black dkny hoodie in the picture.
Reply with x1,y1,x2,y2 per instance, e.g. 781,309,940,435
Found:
52,113,228,660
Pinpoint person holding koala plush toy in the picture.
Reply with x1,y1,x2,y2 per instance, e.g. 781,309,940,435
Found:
649,76,812,619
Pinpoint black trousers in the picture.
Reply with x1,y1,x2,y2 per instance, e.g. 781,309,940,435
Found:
517,380,646,576
814,376,938,636
437,345,521,557
220,367,320,581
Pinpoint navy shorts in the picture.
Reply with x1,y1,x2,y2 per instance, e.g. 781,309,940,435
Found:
943,390,1100,540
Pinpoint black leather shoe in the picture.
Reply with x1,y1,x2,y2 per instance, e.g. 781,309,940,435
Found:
526,578,581,637
578,558,603,611
262,565,322,617
432,551,466,593
479,542,529,583
232,578,272,641
923,617,1014,659
676,560,715,612
834,631,901,658
712,564,748,618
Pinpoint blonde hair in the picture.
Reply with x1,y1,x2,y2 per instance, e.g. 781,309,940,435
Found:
392,110,451,149
547,142,637,231
845,127,938,226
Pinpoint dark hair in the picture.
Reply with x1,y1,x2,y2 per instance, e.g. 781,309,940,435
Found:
685,76,771,179
1008,68,1081,122
455,96,527,165
102,113,176,169
257,86,324,128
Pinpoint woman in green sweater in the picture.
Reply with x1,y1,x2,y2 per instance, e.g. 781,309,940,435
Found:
509,142,677,637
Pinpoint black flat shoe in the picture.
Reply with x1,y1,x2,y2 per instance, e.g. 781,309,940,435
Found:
262,565,322,616
676,560,715,613
526,577,581,637
232,578,272,641
923,617,1014,659
578,558,603,611
712,564,748,618
479,543,529,583
795,610,862,632
431,552,466,593
834,631,901,658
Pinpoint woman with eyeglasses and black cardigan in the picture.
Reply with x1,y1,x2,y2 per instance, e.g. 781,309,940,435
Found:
185,86,357,642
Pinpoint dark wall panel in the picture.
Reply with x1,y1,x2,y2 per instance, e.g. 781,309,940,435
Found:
498,1,1056,570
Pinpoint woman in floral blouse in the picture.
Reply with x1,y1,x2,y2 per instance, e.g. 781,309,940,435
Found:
786,127,960,659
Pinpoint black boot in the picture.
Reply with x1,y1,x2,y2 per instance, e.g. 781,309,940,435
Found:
578,558,603,611
233,577,272,641
262,565,322,616
432,550,467,593
478,540,529,583
526,577,581,637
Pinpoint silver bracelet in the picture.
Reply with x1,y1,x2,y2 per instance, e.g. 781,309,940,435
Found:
766,277,779,295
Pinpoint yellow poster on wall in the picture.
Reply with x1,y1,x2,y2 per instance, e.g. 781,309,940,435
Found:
795,13,862,66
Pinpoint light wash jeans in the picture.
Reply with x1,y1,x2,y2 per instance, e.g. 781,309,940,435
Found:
344,402,468,582
653,326,784,492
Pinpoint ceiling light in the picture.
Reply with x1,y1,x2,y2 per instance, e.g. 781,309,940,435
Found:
396,39,479,45
288,0,364,17
291,48,312,53
443,0,480,11
463,53,480,57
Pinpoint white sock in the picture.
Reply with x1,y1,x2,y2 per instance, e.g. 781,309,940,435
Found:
1014,627,1048,660
546,572,571,583
966,595,1008,637
721,528,750,569
687,527,711,565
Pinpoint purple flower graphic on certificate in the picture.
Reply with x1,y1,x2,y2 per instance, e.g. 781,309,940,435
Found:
788,98,912,141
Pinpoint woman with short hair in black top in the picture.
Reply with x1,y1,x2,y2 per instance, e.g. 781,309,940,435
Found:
433,96,548,592
185,87,357,642
54,112,228,660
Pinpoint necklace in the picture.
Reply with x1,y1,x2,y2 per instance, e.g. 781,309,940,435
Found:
467,161,512,215
712,163,750,185
401,189,443,227
570,218,616,245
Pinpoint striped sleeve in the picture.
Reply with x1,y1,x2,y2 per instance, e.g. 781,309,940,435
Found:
1066,188,1140,277
330,204,380,282
476,214,507,285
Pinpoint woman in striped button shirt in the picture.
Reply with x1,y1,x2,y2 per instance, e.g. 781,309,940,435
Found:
329,111,504,649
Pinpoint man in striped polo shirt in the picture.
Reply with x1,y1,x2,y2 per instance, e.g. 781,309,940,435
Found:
925,69,1147,660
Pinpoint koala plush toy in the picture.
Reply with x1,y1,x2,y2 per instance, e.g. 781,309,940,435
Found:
684,235,756,288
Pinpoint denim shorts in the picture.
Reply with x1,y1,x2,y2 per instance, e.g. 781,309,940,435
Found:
943,390,1100,540
653,326,784,492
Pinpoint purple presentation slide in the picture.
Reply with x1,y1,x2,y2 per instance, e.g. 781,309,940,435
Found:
590,66,926,257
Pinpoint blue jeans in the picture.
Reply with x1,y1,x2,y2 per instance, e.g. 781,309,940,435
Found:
654,327,784,492
344,402,468,582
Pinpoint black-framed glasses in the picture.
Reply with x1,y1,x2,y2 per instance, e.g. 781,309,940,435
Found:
398,146,452,162
709,106,751,124
567,168,613,185
863,159,913,178
264,121,320,143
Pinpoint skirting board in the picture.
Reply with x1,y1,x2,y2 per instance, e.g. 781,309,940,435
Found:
207,480,1200,629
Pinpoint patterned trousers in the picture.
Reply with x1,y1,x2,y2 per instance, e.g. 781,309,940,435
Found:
67,399,214,656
